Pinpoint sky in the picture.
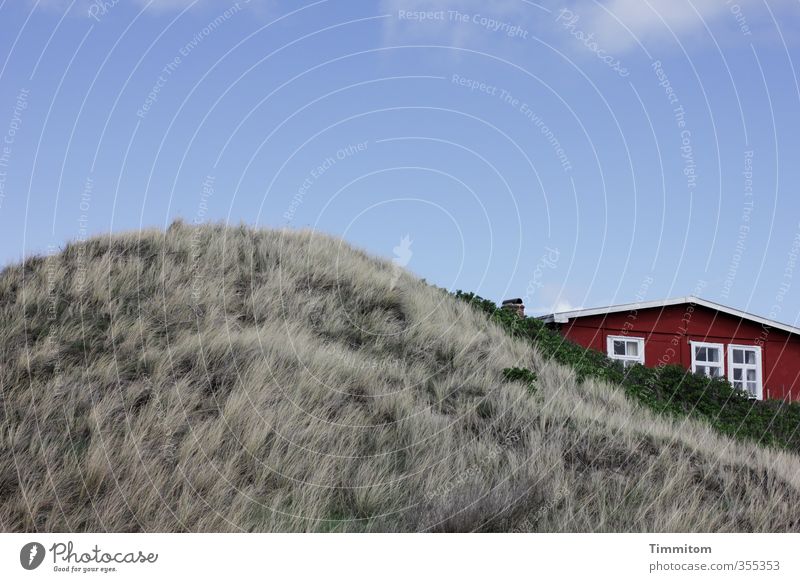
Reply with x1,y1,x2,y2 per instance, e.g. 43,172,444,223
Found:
1,0,799,325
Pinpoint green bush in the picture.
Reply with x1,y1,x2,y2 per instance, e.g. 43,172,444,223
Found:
456,291,800,453
502,367,538,393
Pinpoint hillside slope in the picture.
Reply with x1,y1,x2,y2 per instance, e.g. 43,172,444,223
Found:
2,222,800,532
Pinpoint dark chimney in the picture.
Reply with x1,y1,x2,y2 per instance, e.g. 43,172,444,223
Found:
502,298,525,318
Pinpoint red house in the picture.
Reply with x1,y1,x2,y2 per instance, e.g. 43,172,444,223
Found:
539,296,800,402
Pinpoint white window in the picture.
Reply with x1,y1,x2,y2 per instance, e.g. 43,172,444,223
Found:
607,336,645,368
691,341,724,378
728,345,763,400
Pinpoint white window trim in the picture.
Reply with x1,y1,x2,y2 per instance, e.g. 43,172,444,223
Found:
690,341,725,379
606,335,645,367
727,344,763,400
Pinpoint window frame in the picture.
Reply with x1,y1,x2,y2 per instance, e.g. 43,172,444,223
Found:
606,335,645,368
727,344,763,400
690,341,725,379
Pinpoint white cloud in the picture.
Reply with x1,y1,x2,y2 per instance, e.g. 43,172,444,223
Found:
529,298,580,315
560,0,789,52
552,298,579,312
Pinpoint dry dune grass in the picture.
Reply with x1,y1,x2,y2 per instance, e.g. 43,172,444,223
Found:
2,221,800,532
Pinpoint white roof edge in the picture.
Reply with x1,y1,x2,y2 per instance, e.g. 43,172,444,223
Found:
536,296,800,337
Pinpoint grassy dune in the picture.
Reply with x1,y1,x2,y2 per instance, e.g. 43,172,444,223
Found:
2,221,800,532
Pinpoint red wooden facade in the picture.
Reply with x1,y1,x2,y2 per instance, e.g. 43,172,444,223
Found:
539,297,800,402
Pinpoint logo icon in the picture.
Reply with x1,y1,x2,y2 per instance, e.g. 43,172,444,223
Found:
390,234,413,289
20,542,46,570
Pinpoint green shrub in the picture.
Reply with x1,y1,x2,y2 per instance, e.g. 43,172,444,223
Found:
456,291,800,453
502,367,538,393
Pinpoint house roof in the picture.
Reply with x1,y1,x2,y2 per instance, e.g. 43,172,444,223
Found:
537,296,800,337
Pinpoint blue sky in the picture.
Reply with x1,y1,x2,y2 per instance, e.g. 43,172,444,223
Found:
1,0,799,325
